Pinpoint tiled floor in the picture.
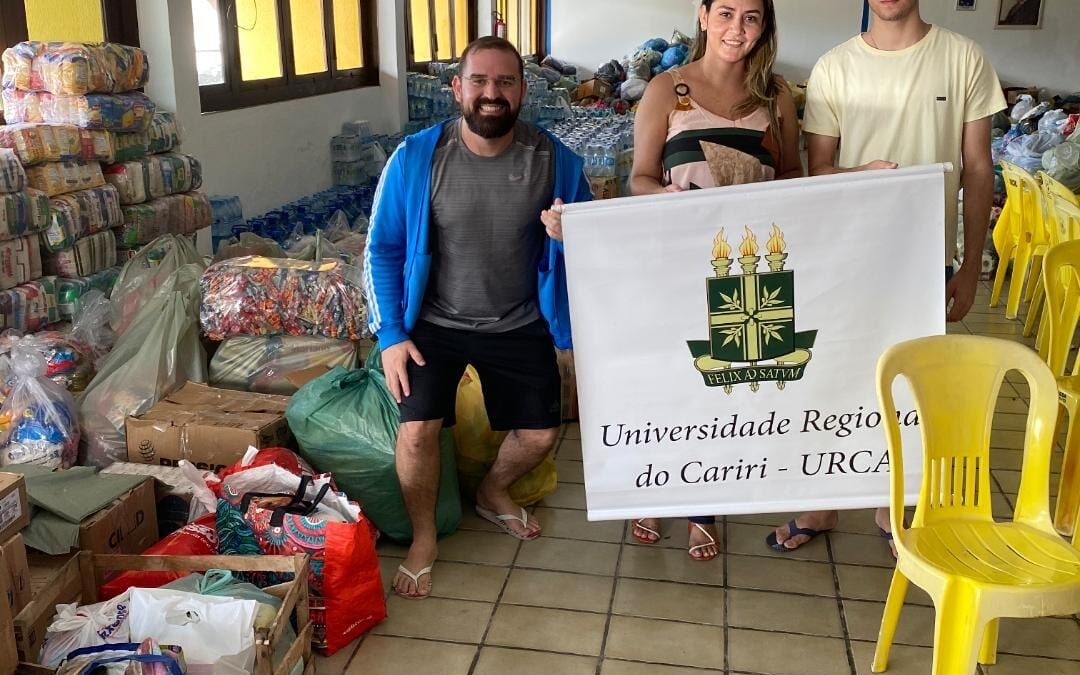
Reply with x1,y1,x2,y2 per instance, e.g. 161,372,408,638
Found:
316,281,1080,674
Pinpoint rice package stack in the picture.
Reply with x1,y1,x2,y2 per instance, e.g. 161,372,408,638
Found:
44,229,116,277
56,266,119,319
24,160,104,197
2,41,149,95
103,153,202,205
0,123,114,165
0,149,26,193
110,131,147,163
1,89,157,132
0,189,49,240
42,184,122,251
0,235,42,290
200,256,368,340
115,190,211,248
0,277,58,332
145,112,181,154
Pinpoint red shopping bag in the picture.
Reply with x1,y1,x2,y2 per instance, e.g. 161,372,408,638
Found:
228,476,386,655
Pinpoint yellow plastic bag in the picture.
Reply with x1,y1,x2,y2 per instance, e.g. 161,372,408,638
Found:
454,366,557,506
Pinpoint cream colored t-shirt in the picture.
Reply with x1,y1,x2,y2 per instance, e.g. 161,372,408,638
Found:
803,25,1006,264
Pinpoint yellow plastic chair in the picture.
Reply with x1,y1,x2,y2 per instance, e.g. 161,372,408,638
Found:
873,335,1080,675
1043,235,1080,535
1024,173,1080,342
990,163,1048,319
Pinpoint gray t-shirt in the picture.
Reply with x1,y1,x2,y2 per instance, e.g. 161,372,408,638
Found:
420,119,555,332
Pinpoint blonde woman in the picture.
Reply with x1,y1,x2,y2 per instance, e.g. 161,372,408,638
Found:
627,0,802,560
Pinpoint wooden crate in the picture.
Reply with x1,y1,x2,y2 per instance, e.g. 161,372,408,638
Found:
15,553,313,675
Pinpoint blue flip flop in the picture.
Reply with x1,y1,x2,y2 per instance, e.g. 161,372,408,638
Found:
765,519,831,552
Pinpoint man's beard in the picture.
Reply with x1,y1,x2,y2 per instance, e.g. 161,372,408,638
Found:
463,97,519,139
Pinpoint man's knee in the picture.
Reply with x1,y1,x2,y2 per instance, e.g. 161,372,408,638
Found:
512,427,560,453
397,420,443,455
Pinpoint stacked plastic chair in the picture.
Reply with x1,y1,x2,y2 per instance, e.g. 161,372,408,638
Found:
872,335,1080,675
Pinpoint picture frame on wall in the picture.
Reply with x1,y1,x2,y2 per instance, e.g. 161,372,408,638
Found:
957,0,976,10
996,0,1044,28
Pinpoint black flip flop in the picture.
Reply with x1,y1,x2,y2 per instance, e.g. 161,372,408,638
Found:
765,518,831,552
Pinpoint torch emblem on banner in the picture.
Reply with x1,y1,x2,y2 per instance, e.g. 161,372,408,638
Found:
687,224,818,394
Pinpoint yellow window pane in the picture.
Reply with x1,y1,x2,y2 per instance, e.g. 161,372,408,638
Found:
332,0,364,69
454,0,469,60
290,0,328,75
24,0,104,43
409,0,432,63
433,0,451,61
506,0,519,52
530,0,539,55
238,0,283,81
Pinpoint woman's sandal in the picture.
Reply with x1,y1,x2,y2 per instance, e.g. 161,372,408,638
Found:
631,518,661,544
688,522,719,561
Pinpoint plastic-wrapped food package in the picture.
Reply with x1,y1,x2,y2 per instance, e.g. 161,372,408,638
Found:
111,234,205,335
213,232,286,262
115,198,169,247
44,229,117,277
0,189,49,240
200,257,369,340
0,149,26,193
111,131,147,163
68,290,116,363
79,264,207,467
146,112,182,154
0,342,79,468
210,336,357,395
2,89,156,131
24,160,105,197
2,41,149,94
104,153,202,205
0,330,96,394
42,184,122,252
57,267,120,320
0,277,58,333
116,191,211,247
0,123,112,165
0,235,42,291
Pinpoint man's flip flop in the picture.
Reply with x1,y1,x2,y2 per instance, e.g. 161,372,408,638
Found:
688,522,719,561
395,564,433,600
765,519,831,552
631,519,661,544
475,505,540,541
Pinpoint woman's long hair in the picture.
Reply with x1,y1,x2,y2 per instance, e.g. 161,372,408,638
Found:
690,0,782,124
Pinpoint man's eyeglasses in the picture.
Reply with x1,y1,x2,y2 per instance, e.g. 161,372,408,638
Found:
463,75,521,90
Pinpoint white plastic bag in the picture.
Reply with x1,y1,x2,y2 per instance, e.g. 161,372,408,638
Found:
1011,94,1034,121
178,459,219,521
129,587,257,675
39,593,131,668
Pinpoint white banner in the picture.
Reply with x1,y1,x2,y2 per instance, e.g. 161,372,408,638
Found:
563,165,946,521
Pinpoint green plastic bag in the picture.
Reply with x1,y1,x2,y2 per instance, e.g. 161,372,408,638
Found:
286,362,461,543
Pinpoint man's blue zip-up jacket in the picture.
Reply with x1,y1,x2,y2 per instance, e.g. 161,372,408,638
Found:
363,119,592,351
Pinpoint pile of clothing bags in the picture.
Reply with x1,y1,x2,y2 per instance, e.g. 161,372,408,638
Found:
993,93,1080,190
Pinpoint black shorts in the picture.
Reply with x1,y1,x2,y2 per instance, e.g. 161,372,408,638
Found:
399,320,562,430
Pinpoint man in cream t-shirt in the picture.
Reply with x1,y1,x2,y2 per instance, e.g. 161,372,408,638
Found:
766,0,1006,554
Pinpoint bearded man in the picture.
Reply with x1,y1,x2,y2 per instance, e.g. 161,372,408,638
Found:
364,36,591,599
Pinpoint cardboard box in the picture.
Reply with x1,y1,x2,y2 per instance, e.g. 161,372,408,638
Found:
0,535,29,615
0,475,28,545
126,382,292,473
573,78,612,102
0,550,14,675
78,478,157,556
